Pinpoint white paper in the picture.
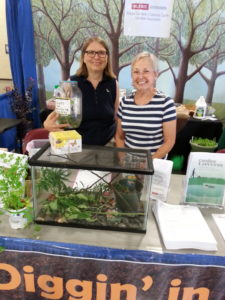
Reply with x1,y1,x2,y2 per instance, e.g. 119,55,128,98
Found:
73,170,111,189
153,200,217,251
124,0,174,38
212,214,225,241
150,159,173,201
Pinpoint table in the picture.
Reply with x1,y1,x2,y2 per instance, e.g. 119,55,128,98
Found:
168,117,223,171
1,174,225,299
0,174,224,255
0,118,22,134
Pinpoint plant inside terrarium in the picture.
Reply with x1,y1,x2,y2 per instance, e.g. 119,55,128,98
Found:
36,167,145,227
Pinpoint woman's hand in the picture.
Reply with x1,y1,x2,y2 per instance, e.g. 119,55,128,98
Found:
43,111,70,132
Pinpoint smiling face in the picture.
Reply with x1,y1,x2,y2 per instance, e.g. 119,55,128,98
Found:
132,57,158,92
83,41,108,74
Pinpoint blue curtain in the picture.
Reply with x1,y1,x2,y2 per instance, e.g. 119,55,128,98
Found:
6,0,40,128
0,92,17,150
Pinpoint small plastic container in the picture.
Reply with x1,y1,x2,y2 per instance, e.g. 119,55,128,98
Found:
26,139,49,157
55,81,82,128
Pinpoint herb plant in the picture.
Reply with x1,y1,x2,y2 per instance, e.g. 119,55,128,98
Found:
191,137,217,147
0,152,29,211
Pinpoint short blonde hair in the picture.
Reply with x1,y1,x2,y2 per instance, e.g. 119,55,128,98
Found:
76,37,116,79
131,52,158,73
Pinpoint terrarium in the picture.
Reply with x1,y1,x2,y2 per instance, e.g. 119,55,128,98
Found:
29,143,154,232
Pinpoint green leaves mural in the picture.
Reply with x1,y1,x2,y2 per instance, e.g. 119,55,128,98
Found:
169,0,225,102
31,0,225,105
32,0,87,80
84,0,146,76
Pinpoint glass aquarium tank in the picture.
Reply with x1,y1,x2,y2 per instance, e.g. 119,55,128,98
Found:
29,144,154,233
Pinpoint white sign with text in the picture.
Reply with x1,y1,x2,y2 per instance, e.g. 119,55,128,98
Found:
124,0,174,38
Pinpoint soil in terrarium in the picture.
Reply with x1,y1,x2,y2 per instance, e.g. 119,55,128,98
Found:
34,168,146,230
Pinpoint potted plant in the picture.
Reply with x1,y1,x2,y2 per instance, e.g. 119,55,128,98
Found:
10,77,35,139
0,151,32,229
189,137,218,152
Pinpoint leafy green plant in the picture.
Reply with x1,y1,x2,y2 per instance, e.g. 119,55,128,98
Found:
191,137,217,147
0,246,5,253
36,167,145,228
37,168,111,222
0,152,34,229
0,152,29,211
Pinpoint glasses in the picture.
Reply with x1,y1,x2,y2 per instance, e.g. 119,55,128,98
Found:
85,50,108,58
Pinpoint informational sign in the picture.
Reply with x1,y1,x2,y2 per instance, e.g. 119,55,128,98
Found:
124,0,174,38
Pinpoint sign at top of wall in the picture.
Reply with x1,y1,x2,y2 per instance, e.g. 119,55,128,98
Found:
124,0,174,38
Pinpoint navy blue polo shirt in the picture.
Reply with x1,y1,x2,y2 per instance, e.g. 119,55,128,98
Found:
70,75,116,145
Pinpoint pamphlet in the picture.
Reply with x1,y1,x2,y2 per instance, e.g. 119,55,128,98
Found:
183,152,225,207
150,159,173,202
153,200,217,251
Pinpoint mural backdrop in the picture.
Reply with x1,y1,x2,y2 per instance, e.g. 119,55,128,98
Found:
31,0,225,109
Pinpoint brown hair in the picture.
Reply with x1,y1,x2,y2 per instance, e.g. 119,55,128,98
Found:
75,37,116,78
131,51,158,73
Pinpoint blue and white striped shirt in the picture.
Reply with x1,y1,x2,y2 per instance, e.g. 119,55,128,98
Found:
117,92,176,155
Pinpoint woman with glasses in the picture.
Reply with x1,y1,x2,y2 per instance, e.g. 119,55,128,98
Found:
44,36,119,146
115,51,176,159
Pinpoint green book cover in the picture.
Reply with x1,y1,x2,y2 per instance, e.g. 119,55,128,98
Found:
184,153,225,207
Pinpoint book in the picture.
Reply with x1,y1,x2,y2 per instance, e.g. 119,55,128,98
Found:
183,152,225,207
152,200,217,251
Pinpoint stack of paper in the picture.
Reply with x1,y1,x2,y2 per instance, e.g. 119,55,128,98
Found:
153,200,217,251
212,214,225,241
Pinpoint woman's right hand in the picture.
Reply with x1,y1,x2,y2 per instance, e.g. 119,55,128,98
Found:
43,111,70,132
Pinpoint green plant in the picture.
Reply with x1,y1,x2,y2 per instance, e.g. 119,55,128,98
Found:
0,152,29,211
37,168,108,222
191,137,217,147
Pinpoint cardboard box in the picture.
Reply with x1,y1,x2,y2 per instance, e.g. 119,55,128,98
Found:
49,130,82,154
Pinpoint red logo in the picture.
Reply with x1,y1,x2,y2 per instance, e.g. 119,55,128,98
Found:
131,3,149,10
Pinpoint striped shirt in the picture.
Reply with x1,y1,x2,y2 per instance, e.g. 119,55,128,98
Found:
117,92,176,155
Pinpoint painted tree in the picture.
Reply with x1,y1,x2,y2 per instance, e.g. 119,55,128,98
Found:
84,0,146,77
143,0,225,104
192,21,225,104
145,37,178,80
198,50,225,104
32,0,87,80
169,0,225,103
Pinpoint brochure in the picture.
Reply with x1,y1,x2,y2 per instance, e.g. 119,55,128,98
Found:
183,152,225,207
150,159,173,202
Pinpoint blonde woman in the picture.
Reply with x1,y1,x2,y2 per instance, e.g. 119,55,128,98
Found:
115,52,176,159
